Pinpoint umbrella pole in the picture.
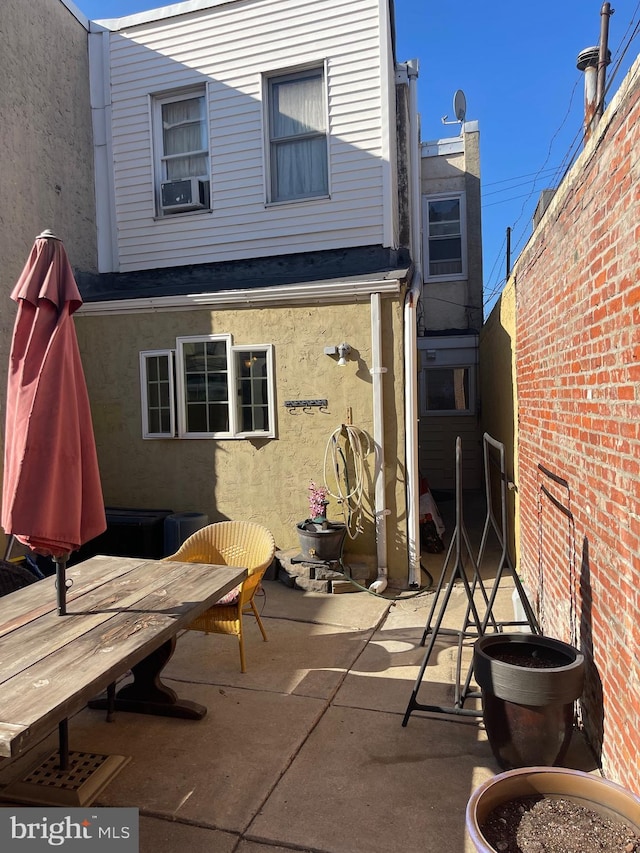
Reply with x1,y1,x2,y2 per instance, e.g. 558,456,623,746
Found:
53,554,71,616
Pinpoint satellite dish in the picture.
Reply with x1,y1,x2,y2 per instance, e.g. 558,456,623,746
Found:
453,89,467,123
441,90,468,127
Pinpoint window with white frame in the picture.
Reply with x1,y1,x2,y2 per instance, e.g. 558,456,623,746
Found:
418,336,478,416
423,193,467,280
266,66,328,203
152,87,210,215
140,337,275,439
140,350,175,438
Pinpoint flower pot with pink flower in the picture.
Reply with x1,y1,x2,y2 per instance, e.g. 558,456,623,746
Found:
296,481,347,563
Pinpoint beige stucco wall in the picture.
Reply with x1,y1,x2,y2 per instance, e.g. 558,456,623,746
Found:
75,296,410,583
478,275,519,561
0,0,96,556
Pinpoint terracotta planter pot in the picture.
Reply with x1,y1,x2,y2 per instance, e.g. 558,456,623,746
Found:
473,633,585,769
466,766,640,853
296,521,347,563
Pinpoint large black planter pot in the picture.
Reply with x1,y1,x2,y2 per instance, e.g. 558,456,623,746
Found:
466,766,640,853
473,633,585,770
296,521,347,563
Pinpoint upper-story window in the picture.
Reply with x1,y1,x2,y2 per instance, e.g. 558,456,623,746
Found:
152,87,210,216
266,66,329,203
423,193,467,280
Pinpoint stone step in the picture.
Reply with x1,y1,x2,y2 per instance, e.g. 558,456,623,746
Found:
275,548,371,594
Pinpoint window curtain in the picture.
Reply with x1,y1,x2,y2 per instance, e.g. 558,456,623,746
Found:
275,138,327,199
272,76,324,137
163,98,207,179
272,75,327,200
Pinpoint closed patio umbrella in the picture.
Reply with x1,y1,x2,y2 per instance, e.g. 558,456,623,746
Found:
2,230,106,615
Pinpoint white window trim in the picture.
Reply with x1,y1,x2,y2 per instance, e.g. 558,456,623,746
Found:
140,349,176,438
175,334,232,439
141,337,276,440
423,191,467,282
232,343,276,439
150,84,211,217
168,335,276,440
263,61,330,206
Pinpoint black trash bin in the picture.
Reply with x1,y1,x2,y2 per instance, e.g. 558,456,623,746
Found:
71,507,175,563
163,512,209,556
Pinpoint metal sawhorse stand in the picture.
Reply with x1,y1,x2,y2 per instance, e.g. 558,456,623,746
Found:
402,433,540,725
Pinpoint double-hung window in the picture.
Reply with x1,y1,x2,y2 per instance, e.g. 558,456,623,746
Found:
423,193,467,280
140,337,275,439
152,87,210,215
266,66,328,203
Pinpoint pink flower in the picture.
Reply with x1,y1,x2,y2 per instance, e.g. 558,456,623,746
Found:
308,481,329,519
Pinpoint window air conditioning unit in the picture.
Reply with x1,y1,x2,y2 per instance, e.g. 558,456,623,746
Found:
160,177,208,212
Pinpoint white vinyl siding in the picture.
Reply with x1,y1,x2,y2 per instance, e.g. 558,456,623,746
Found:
418,416,482,492
97,0,390,272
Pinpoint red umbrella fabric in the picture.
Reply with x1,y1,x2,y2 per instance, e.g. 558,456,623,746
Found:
2,231,106,559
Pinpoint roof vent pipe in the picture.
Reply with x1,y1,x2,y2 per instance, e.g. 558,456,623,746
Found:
576,3,612,143
576,46,600,141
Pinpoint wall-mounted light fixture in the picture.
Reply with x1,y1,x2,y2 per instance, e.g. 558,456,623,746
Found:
324,343,352,366
337,342,351,366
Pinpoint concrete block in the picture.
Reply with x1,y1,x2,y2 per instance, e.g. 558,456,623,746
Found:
292,576,331,593
313,564,344,580
331,580,363,594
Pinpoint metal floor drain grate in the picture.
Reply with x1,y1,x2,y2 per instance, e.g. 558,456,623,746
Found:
24,751,111,790
1,750,131,807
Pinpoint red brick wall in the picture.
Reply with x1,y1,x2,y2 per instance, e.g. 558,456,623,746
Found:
515,62,640,791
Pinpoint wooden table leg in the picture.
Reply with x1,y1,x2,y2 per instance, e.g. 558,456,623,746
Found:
88,637,207,720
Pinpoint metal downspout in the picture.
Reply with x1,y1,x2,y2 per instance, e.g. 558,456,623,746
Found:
406,58,422,588
405,275,421,588
369,292,389,593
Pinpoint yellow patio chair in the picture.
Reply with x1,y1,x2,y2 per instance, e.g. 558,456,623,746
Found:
165,521,276,672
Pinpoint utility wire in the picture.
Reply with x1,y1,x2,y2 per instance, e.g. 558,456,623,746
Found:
484,190,547,209
482,6,639,311
482,169,562,198
482,166,563,189
510,16,640,286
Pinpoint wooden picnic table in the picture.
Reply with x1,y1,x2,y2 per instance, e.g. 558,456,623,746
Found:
0,554,247,761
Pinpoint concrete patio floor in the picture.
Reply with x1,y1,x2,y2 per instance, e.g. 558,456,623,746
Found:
0,493,598,852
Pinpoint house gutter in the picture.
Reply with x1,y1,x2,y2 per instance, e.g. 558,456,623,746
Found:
405,58,422,589
76,277,402,315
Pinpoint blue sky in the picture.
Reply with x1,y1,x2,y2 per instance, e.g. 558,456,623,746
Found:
76,0,639,315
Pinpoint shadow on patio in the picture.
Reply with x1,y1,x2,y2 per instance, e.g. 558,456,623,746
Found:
0,504,597,853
